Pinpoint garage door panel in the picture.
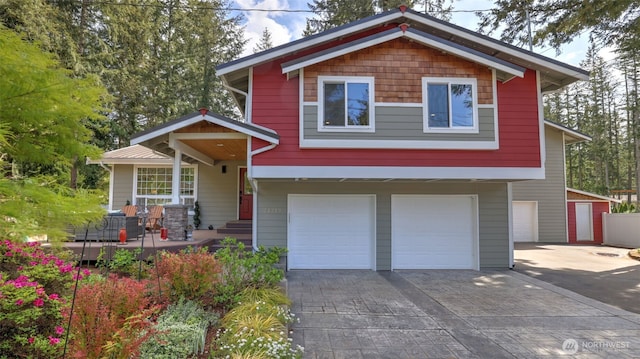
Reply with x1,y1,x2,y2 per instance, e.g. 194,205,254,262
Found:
288,195,374,269
392,195,477,270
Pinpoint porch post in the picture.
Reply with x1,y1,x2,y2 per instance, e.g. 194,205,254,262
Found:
171,149,181,204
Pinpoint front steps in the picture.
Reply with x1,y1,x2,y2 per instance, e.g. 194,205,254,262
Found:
193,220,252,252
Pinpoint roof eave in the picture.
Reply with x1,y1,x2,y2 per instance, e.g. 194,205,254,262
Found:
131,111,279,146
218,7,588,87
281,27,526,79
544,120,591,143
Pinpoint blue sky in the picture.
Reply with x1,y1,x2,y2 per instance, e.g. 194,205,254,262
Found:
233,0,612,68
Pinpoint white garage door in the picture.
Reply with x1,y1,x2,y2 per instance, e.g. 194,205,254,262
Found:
288,195,375,269
392,195,477,270
513,201,538,242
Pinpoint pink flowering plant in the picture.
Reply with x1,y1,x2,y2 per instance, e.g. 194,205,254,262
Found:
0,240,90,358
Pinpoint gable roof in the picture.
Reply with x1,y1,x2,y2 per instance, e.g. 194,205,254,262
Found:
217,7,589,114
281,27,527,79
567,188,621,203
131,110,279,146
128,110,279,166
86,144,177,165
544,120,591,144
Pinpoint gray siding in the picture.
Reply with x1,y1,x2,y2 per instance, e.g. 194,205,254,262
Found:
303,105,495,141
112,164,134,211
196,161,245,229
512,127,567,242
110,161,243,229
256,181,510,270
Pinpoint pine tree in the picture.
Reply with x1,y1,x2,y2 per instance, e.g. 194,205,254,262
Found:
253,28,274,53
303,0,430,36
477,0,639,50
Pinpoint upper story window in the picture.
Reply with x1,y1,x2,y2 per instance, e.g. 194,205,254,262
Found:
134,166,197,209
422,77,478,133
318,76,374,132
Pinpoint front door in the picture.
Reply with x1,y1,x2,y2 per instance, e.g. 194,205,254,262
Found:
239,167,253,220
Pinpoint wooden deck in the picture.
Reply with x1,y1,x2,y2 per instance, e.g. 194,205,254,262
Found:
65,220,253,262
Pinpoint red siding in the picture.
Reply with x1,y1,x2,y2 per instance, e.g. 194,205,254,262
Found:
567,202,577,242
567,201,610,244
251,57,541,168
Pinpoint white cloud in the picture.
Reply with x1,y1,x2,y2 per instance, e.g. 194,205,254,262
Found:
235,0,309,56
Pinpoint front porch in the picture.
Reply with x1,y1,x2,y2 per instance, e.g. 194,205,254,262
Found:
64,220,253,262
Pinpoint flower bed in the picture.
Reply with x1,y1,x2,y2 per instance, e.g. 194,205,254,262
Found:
1,238,300,358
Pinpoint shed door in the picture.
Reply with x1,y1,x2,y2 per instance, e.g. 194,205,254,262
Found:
576,203,594,241
513,201,538,242
287,195,375,269
391,195,477,270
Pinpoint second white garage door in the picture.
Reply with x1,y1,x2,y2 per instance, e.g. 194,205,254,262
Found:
287,194,375,269
392,195,478,270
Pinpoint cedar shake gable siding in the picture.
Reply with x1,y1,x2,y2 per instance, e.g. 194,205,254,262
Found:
303,38,493,104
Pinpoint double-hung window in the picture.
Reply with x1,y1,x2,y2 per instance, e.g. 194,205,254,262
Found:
423,77,478,133
318,76,374,131
134,166,197,209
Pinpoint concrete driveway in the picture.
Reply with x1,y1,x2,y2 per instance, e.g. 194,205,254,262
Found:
288,270,640,358
514,243,640,314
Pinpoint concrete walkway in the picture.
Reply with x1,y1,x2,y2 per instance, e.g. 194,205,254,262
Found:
288,270,640,358
515,243,640,314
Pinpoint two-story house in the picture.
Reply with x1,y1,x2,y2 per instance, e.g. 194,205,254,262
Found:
97,7,589,270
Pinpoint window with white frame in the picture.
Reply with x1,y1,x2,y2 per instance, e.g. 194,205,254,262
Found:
134,166,196,209
318,76,374,131
423,77,478,132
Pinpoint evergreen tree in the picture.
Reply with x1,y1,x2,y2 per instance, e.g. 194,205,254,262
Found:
303,0,426,36
477,0,640,50
423,0,453,21
253,27,274,53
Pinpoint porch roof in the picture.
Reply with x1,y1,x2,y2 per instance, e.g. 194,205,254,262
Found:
130,110,279,166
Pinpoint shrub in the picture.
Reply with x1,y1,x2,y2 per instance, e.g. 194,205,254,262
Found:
151,247,222,306
237,287,291,307
66,276,158,359
96,247,148,278
0,240,89,359
612,202,637,213
214,238,286,308
139,298,218,358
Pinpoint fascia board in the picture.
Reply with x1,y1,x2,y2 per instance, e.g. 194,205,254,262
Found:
216,11,403,77
401,11,589,81
282,28,525,79
131,114,279,146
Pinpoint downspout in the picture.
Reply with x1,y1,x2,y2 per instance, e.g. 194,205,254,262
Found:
224,68,261,249
222,81,250,123
247,140,278,252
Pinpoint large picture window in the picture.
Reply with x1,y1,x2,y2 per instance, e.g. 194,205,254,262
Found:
318,76,374,131
134,166,196,209
423,78,478,132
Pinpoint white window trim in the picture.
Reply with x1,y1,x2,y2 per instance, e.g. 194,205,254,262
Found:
317,76,375,132
132,165,198,208
422,77,479,134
